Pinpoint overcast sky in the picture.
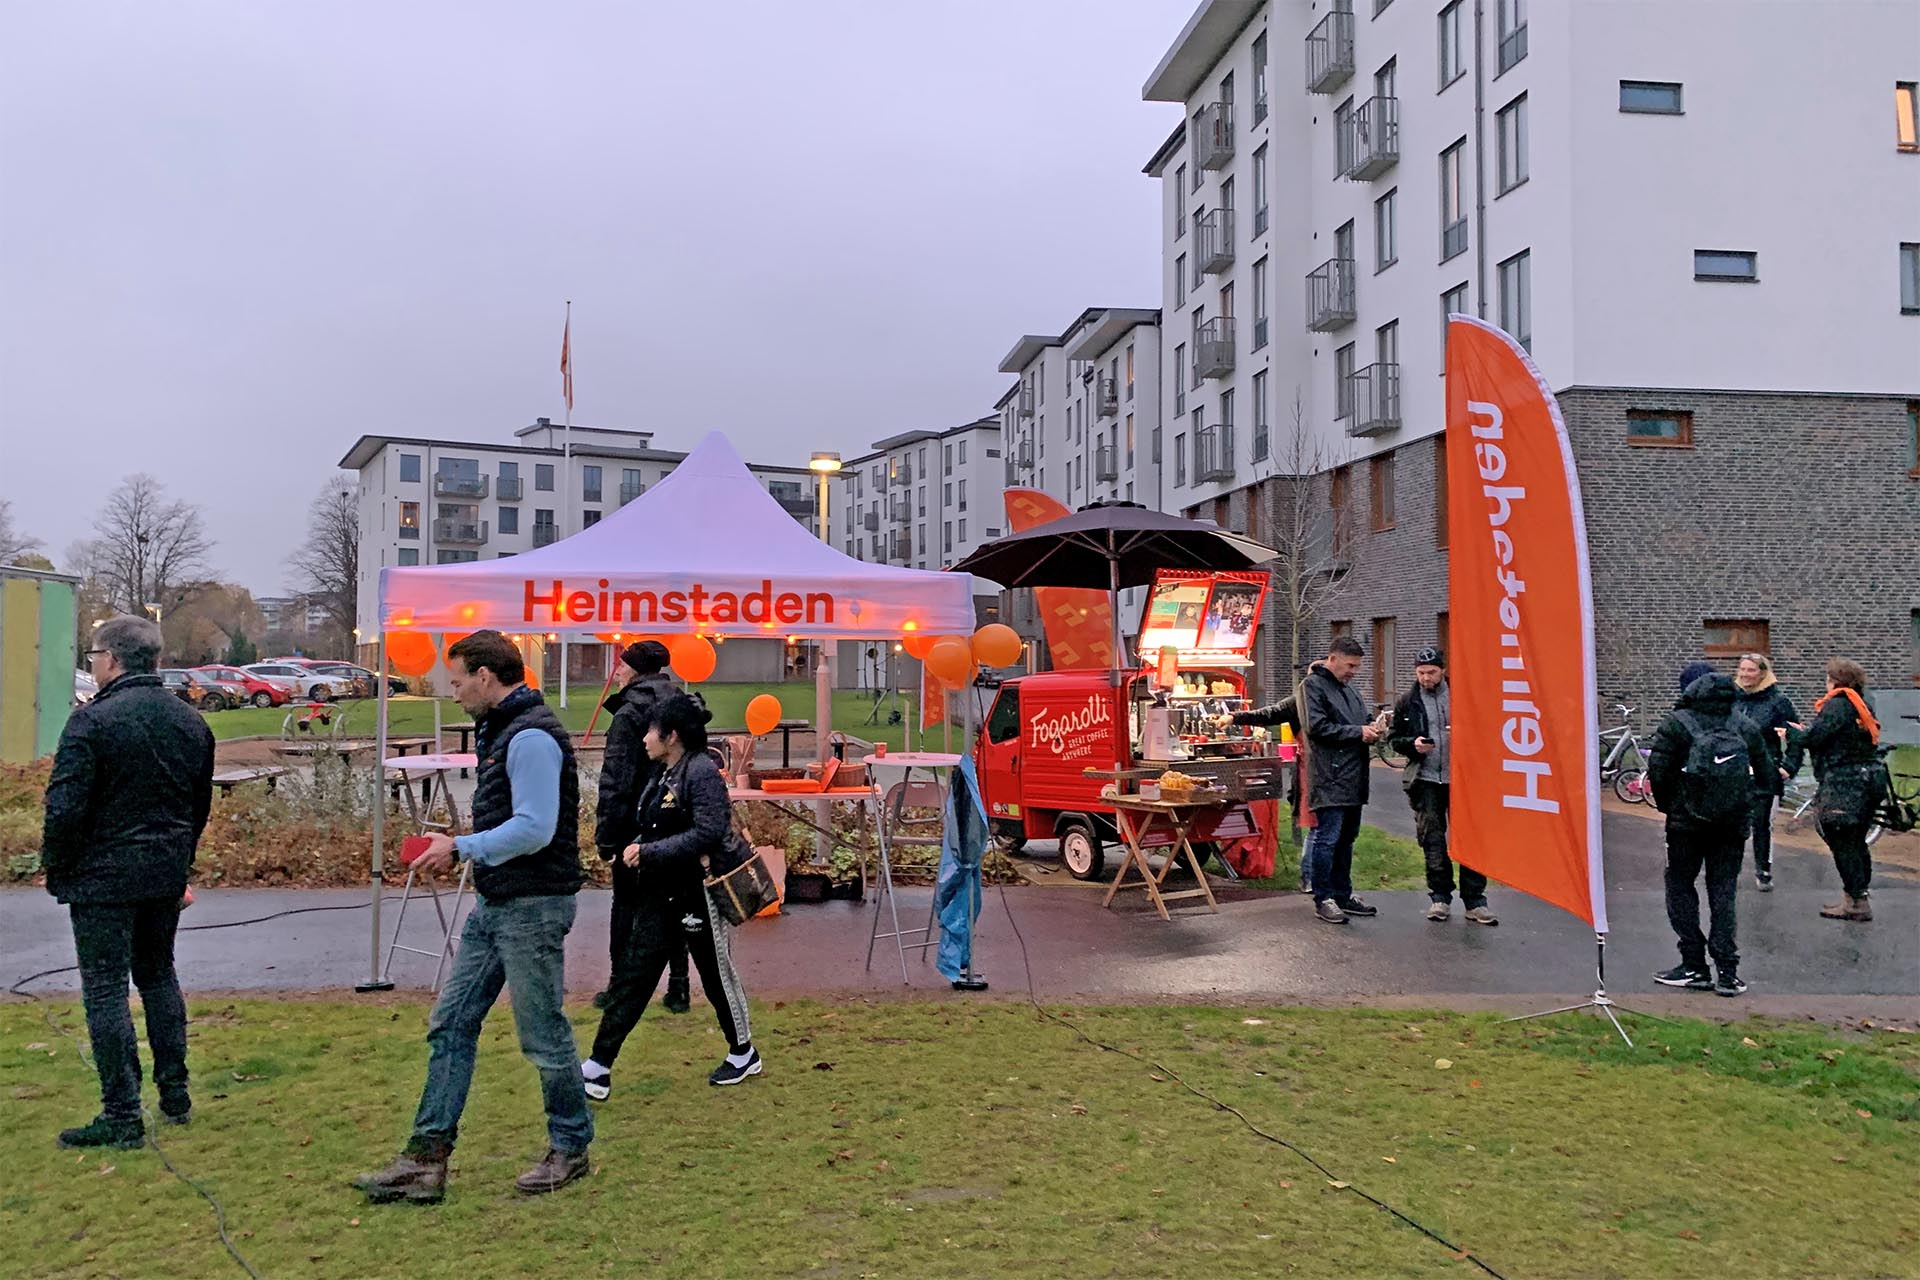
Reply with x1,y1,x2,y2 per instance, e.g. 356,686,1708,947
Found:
1,0,1180,595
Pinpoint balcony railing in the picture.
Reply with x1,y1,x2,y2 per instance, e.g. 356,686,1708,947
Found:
1442,217,1468,262
891,499,911,524
1305,258,1357,331
890,534,913,563
1194,318,1235,380
1017,385,1035,418
1305,3,1355,94
496,476,524,501
772,492,815,516
532,525,558,548
1193,101,1234,170
1342,96,1399,179
1094,443,1119,482
1346,362,1402,436
399,523,420,540
619,480,645,505
1096,376,1119,417
863,510,879,532
1194,424,1235,483
1498,22,1528,73
1196,207,1236,277
1017,438,1035,467
432,519,489,546
433,473,488,499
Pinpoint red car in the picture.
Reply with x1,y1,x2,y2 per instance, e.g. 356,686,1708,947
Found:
194,664,290,708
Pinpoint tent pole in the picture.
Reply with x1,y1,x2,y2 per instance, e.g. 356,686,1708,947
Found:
357,633,394,992
815,642,832,867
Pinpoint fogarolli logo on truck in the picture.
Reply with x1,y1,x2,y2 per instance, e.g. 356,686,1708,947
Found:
1028,695,1111,760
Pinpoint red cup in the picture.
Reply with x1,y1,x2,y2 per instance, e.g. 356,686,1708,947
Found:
400,835,433,866
873,743,888,758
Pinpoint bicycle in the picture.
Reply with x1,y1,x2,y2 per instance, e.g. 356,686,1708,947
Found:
1781,742,1919,849
1598,703,1654,804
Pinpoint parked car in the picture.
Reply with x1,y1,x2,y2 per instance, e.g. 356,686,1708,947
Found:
194,664,291,708
305,661,409,698
159,668,235,710
244,661,352,702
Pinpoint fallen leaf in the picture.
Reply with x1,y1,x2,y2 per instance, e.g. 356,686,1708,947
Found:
299,1135,312,1147
1241,1018,1269,1026
1678,1229,1701,1241
1740,1036,1760,1048
1278,1180,1293,1190
831,1149,855,1163
1069,1104,1088,1116
1452,1249,1471,1261
25,1043,47,1051
231,1070,264,1082
1149,1073,1167,1082
1468,1079,1482,1089
348,1218,360,1228
1327,1180,1350,1190
96,1165,116,1177
1832,1156,1849,1164
1381,1157,1397,1164
1856,1109,1873,1119
1819,1049,1845,1063
1434,1058,1454,1070
874,1160,892,1173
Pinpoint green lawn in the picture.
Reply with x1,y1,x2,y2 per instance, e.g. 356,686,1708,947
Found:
2,999,1915,1278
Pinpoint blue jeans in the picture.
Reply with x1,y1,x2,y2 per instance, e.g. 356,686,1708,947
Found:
410,894,592,1155
1305,805,1362,902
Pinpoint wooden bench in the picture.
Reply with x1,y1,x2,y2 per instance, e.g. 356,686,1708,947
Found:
212,766,291,797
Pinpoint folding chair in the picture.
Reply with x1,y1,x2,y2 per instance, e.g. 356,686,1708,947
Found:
865,777,944,984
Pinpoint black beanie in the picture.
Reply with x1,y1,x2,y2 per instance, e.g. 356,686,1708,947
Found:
621,640,671,675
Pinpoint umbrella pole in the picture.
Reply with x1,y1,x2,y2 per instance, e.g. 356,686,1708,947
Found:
1109,545,1130,771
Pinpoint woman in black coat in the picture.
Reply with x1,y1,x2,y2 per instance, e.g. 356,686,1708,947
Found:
1784,658,1885,922
1730,653,1797,891
583,693,761,1097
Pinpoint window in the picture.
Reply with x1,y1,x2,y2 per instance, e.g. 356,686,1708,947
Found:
535,463,554,491
1695,249,1758,282
1252,30,1269,124
1374,188,1398,271
1125,345,1135,399
436,549,478,565
1908,401,1920,477
1253,370,1270,460
399,453,421,483
581,464,602,502
1375,0,1393,12
1901,243,1920,313
1372,618,1398,700
1175,433,1187,484
1253,144,1269,235
1375,57,1397,101
1370,450,1396,530
959,479,968,511
959,518,967,542
1253,255,1269,349
1434,435,1449,548
582,510,601,528
1496,0,1526,73
1900,83,1919,152
1436,611,1450,657
1496,94,1528,193
987,685,1022,743
1440,139,1468,260
944,443,954,472
1498,249,1531,350
1175,167,1188,234
1334,97,1356,176
1620,80,1684,114
943,482,952,507
1334,218,1354,264
1438,2,1465,88
1126,413,1136,463
1330,466,1353,554
397,547,419,567
1376,319,1399,368
1703,619,1769,660
944,521,953,553
959,439,969,464
1441,281,1469,356
1626,409,1694,447
1219,281,1235,320
1330,619,1354,644
398,501,420,539
1175,254,1187,306
1152,426,1162,462
1220,389,1235,445
1335,343,1356,419
498,460,518,485
498,506,518,535
1173,344,1187,414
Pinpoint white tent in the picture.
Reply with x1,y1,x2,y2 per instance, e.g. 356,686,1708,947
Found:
379,430,978,638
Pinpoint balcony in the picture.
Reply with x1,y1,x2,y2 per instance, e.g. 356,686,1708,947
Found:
432,518,489,546
1305,3,1355,94
891,499,911,524
1017,385,1035,419
1193,100,1234,170
1194,425,1236,483
496,477,524,501
1346,363,1402,436
1094,442,1119,482
863,510,879,532
1016,438,1035,468
532,525,558,548
889,533,913,563
1305,258,1357,331
433,473,488,499
1005,460,1018,486
1196,208,1236,277
399,523,420,540
1342,96,1399,179
1194,318,1235,380
1096,376,1119,417
619,480,645,505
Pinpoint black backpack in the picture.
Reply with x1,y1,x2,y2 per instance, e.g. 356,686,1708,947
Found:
1675,711,1754,825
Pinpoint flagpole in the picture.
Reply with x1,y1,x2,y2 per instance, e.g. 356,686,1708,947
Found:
559,300,571,710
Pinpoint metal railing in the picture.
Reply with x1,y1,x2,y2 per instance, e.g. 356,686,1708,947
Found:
1305,3,1355,94
1194,318,1235,380
432,519,489,545
1442,217,1468,262
1342,96,1399,179
863,510,879,532
891,499,911,524
1194,100,1234,170
398,523,420,540
1305,258,1357,331
1194,424,1235,483
432,473,488,499
1096,375,1119,416
1094,442,1119,481
1017,385,1035,418
1196,208,1236,277
619,480,645,505
1346,362,1402,436
1017,438,1034,467
496,476,524,501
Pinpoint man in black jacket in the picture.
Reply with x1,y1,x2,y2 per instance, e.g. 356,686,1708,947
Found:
1389,648,1495,926
591,640,688,1013
1297,636,1385,925
1646,669,1773,998
41,615,214,1148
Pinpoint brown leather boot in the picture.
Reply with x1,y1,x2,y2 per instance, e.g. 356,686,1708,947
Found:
515,1146,590,1195
1820,895,1873,921
352,1142,451,1204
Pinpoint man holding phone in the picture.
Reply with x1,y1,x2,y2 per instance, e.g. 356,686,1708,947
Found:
1390,648,1495,925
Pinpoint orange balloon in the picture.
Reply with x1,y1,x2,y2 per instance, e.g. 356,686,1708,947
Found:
386,631,437,677
924,637,972,688
670,634,718,683
902,631,936,661
440,632,471,656
745,693,782,736
971,622,1022,669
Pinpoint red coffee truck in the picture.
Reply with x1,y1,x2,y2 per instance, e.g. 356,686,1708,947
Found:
972,570,1287,879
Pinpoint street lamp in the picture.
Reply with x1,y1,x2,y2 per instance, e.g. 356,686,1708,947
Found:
808,452,841,546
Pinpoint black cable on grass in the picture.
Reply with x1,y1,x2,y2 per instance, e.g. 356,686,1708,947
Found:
994,884,1508,1280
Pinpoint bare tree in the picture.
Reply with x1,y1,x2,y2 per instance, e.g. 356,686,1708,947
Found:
1259,390,1353,693
84,475,214,616
0,498,42,565
290,477,359,640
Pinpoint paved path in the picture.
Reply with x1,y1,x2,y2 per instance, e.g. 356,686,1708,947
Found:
6,768,1914,1024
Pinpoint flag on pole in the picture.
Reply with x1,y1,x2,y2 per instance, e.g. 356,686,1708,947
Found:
560,310,574,413
1443,315,1606,931
1003,488,1114,671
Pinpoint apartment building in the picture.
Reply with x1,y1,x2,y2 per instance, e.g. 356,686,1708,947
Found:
1145,0,1920,714
832,417,1006,572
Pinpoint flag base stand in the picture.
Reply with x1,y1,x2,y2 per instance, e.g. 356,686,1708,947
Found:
1503,933,1668,1048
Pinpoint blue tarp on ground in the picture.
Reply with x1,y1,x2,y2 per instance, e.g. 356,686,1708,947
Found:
934,753,988,982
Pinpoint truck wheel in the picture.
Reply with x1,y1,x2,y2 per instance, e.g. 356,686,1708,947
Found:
1059,818,1104,881
252,691,273,708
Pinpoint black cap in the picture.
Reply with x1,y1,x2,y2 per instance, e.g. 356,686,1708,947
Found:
621,640,671,675
1414,647,1445,667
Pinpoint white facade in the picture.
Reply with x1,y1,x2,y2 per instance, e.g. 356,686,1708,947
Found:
831,417,1006,571
341,421,819,638
1145,0,1920,509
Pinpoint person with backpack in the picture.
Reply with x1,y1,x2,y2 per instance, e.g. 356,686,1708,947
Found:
1645,666,1773,997
1731,653,1798,892
1783,658,1887,923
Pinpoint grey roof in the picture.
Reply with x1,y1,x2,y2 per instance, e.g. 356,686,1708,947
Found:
1142,0,1263,104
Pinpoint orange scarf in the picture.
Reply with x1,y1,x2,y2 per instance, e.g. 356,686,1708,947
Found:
1814,687,1880,744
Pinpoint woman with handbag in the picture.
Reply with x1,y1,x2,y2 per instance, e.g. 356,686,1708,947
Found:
583,693,762,1097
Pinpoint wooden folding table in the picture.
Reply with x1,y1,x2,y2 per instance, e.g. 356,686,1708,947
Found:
1101,793,1224,921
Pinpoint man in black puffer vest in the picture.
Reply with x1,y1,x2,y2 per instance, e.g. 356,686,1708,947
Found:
355,631,592,1204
